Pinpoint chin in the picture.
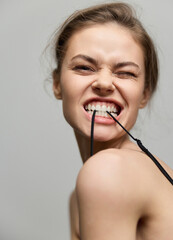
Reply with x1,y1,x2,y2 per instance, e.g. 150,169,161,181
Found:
90,126,121,142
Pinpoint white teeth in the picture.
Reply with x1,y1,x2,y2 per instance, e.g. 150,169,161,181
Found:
101,105,107,112
104,112,108,117
91,105,96,111
85,103,119,113
87,109,118,118
84,102,120,118
101,111,105,117
96,104,101,111
111,112,118,117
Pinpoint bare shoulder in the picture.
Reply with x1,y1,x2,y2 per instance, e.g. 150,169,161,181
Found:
77,148,173,188
77,149,151,189
76,148,173,213
76,148,155,197
75,149,173,239
75,149,152,239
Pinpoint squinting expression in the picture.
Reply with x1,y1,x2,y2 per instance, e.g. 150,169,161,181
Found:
56,23,149,142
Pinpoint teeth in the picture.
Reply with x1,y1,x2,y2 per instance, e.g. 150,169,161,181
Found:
85,103,119,113
104,112,108,117
96,104,101,111
111,112,118,117
101,111,105,117
101,105,106,112
88,110,118,118
91,105,96,111
84,102,119,118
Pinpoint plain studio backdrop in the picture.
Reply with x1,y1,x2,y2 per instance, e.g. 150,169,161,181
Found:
0,0,173,239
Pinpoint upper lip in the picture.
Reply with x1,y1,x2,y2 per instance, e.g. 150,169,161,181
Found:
83,97,123,110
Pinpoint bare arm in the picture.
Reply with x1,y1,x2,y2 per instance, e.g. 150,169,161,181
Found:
69,190,80,240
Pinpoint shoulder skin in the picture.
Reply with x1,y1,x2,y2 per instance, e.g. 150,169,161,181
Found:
75,148,165,240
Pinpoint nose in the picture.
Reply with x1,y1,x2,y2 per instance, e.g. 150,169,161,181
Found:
91,70,116,95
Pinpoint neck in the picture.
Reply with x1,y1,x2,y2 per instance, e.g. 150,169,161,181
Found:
74,130,131,164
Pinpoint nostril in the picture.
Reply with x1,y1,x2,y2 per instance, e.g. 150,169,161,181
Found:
92,88,115,96
92,83,116,92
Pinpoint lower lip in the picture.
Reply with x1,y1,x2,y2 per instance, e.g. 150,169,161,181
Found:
83,108,121,125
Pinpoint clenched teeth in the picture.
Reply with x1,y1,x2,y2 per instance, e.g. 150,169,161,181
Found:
87,110,118,118
84,103,119,118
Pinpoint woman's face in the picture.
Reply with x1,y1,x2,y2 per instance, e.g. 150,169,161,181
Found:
54,23,149,142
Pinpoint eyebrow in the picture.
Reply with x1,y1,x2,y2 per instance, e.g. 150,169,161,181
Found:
71,54,140,69
114,61,140,70
71,54,98,65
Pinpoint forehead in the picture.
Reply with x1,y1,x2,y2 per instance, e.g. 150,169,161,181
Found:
64,23,144,67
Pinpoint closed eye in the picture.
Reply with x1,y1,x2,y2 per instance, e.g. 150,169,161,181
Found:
115,72,137,78
73,65,94,72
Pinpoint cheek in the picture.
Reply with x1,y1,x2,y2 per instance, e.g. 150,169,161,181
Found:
118,81,145,107
61,87,76,127
129,88,144,106
60,71,91,106
120,82,145,130
60,73,84,126
60,72,77,104
61,82,75,123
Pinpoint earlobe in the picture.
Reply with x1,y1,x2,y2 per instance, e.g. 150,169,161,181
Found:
53,69,62,100
139,88,151,109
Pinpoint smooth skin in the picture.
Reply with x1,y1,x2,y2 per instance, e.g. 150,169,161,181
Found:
53,23,173,239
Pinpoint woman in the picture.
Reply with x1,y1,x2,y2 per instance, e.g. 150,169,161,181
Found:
51,2,173,239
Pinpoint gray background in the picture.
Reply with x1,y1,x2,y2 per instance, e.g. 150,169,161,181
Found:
1,0,173,239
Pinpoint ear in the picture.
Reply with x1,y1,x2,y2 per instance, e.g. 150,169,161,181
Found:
53,69,62,100
139,88,151,109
